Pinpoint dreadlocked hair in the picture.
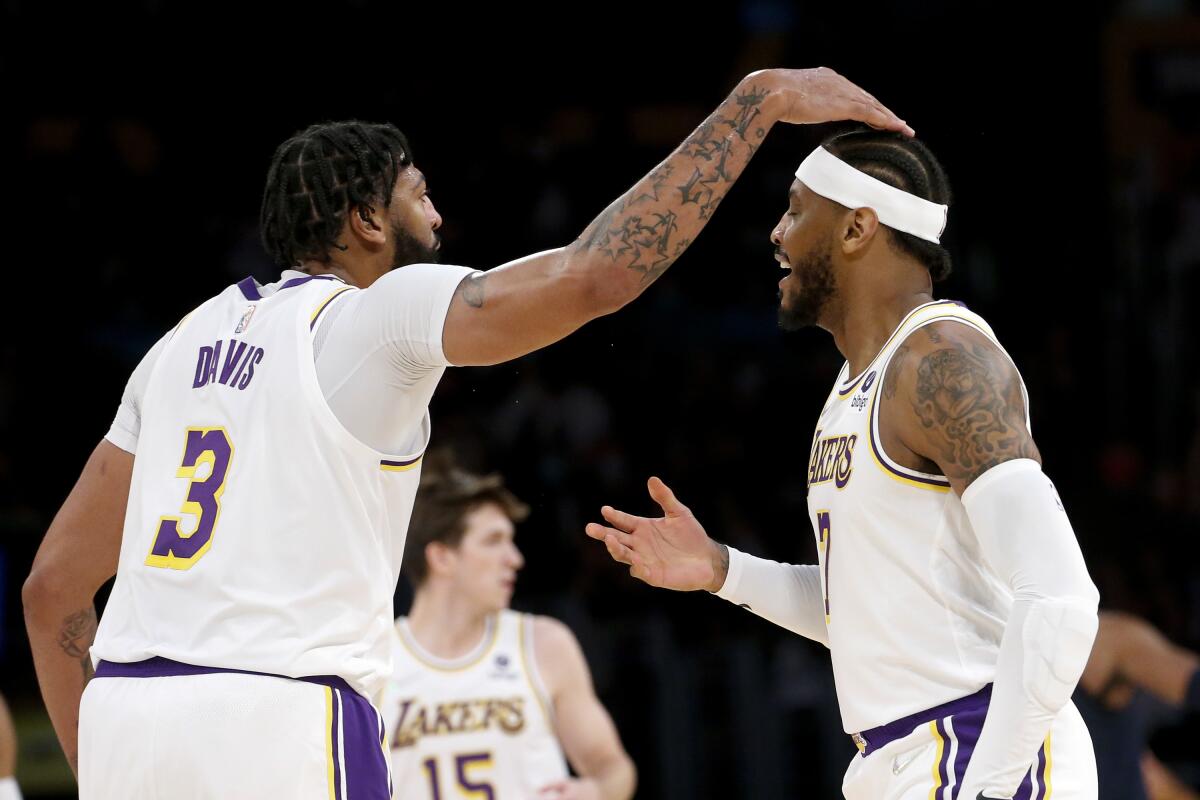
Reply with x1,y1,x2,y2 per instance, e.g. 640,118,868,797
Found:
259,121,412,268
822,128,953,282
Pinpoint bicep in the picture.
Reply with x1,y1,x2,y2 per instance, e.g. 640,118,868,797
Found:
895,324,1040,494
536,620,628,775
441,248,603,367
31,440,132,594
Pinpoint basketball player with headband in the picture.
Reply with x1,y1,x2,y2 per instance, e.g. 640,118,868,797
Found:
588,128,1101,800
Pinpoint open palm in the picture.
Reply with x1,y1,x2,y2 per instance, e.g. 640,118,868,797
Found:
585,477,722,592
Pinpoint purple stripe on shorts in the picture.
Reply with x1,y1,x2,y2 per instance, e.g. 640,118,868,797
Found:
935,718,951,800
338,688,392,799
942,698,1042,800
94,657,357,695
857,684,991,755
331,689,344,800
949,702,986,800
1012,770,1035,800
1035,742,1049,800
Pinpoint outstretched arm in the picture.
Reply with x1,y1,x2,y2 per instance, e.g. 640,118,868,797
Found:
585,478,828,646
443,68,911,366
885,321,1099,800
1081,611,1199,709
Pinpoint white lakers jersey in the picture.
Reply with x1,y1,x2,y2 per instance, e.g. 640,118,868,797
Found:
382,611,568,799
807,300,1031,734
92,274,436,701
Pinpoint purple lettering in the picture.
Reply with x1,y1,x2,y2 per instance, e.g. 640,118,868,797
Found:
237,349,264,390
204,340,222,386
193,346,214,388
218,339,248,385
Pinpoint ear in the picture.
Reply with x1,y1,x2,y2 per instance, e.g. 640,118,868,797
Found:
425,541,456,578
841,207,880,256
347,203,386,246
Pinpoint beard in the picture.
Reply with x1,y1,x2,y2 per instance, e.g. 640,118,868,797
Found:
390,221,442,269
778,244,836,331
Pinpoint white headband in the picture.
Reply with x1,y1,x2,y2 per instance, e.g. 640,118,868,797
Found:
795,147,948,244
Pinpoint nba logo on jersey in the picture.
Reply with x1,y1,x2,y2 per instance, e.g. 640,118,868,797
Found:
234,305,256,334
489,653,518,680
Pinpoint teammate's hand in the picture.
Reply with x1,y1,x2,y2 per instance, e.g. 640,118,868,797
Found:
748,67,914,136
535,776,601,800
585,477,725,592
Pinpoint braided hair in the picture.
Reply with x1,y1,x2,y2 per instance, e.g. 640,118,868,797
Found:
260,121,412,268
822,129,953,281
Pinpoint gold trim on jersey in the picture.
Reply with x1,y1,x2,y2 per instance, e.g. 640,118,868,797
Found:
310,286,356,326
395,615,501,672
866,387,951,493
835,300,962,400
519,614,556,730
380,454,424,472
859,306,1013,494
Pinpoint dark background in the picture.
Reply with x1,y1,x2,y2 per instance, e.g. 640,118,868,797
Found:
3,1,1199,796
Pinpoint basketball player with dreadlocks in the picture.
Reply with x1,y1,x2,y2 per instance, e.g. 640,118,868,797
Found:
587,128,1102,800
23,69,909,798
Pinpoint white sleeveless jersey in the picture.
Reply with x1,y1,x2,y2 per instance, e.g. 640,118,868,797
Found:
382,611,568,799
807,300,1031,734
92,274,436,701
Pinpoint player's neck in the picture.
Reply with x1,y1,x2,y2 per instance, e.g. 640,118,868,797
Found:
407,589,495,660
829,281,934,378
299,255,387,289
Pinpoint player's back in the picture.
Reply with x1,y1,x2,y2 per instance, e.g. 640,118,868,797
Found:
383,610,568,799
92,274,427,700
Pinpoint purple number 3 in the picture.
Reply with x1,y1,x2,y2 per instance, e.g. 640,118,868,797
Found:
145,427,234,570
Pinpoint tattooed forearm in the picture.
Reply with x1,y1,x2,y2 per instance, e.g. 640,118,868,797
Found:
57,607,97,682
910,342,1039,485
710,542,731,593
460,271,487,309
572,82,774,290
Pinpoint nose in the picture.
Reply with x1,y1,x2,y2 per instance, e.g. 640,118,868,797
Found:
770,217,786,246
509,544,524,571
427,199,443,231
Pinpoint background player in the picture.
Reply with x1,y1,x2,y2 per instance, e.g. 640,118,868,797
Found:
1077,610,1200,800
383,457,635,800
23,70,910,797
588,128,1101,799
0,694,20,800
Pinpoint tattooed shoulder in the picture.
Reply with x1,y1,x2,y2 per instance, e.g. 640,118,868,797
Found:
458,271,487,309
900,322,1039,488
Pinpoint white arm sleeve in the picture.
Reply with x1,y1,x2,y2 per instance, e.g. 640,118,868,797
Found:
104,331,172,454
713,546,829,648
958,459,1099,799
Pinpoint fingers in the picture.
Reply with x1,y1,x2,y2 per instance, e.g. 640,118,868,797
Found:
647,476,688,516
604,534,651,582
585,521,615,541
600,504,642,532
537,780,568,798
604,533,635,565
841,83,912,137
